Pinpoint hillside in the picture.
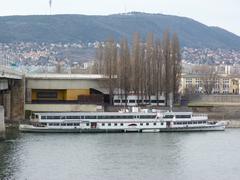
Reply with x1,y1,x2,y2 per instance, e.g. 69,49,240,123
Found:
0,12,240,49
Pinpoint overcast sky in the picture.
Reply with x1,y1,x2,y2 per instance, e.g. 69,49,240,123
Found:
0,0,239,36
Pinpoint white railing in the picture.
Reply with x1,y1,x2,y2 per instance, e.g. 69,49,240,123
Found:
192,113,208,120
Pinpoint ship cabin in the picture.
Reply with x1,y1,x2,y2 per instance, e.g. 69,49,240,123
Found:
162,111,209,127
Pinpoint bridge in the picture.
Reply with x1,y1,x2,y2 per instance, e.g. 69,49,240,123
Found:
0,65,25,139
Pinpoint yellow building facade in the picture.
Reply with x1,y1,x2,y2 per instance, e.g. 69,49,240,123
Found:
180,73,240,95
31,89,90,101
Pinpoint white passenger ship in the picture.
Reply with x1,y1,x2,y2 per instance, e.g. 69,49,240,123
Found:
19,110,225,133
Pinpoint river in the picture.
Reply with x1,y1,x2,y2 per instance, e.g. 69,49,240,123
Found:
1,128,240,180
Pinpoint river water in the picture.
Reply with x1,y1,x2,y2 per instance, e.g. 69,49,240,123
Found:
1,128,240,180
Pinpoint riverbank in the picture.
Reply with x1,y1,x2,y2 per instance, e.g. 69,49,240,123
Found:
224,120,240,128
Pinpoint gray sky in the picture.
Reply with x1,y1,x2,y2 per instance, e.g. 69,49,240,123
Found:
1,0,239,36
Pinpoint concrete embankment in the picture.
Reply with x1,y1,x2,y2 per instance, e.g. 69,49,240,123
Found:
0,106,5,140
225,120,240,128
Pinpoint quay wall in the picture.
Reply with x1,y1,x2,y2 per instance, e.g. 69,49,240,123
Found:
226,120,240,128
189,95,240,104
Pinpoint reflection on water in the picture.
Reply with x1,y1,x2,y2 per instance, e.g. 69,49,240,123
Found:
1,129,240,180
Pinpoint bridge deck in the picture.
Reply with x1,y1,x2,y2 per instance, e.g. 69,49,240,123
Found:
0,65,23,80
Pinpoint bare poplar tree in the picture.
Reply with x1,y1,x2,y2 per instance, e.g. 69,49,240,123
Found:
94,31,182,107
119,38,131,107
162,30,171,106
103,38,117,105
171,33,182,103
145,32,154,103
131,32,141,103
155,39,164,105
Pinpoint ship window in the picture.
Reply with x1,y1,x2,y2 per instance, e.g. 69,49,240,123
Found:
86,123,89,126
161,122,164,125
60,116,66,119
81,116,85,119
188,122,192,124
129,100,135,103
137,100,142,103
41,116,46,119
85,116,96,119
198,121,202,124
151,100,157,103
122,100,127,103
114,123,118,126
193,122,197,124
49,123,54,126
203,121,207,124
128,123,137,126
41,123,47,126
61,123,66,126
53,123,60,126
140,115,156,119
114,100,121,103
66,116,80,119
174,122,177,125
47,116,54,119
108,123,111,126
183,122,187,124
102,123,105,126
157,100,165,103
176,115,191,119
144,100,150,103
140,123,143,126
146,123,149,126
67,123,73,126
163,115,174,119
153,123,157,125
120,123,123,126
74,123,80,126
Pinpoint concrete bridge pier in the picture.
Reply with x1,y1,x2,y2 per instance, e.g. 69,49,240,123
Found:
0,106,5,140
0,78,25,123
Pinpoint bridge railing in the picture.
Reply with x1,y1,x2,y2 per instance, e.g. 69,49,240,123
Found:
0,65,23,79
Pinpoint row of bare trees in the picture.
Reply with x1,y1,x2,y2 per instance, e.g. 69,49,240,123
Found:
93,31,182,106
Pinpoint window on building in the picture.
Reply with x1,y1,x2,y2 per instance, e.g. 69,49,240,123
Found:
37,91,58,99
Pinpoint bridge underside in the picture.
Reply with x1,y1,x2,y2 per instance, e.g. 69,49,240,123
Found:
25,75,109,112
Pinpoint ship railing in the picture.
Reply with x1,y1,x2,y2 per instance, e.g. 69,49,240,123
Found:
192,113,208,117
192,113,208,120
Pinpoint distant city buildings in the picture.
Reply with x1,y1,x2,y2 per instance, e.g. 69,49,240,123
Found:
181,65,240,95
182,47,240,65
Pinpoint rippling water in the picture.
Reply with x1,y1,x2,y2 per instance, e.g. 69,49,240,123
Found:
1,128,240,180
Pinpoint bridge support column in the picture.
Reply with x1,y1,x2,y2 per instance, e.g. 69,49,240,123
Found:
3,93,11,120
9,78,25,121
0,106,5,140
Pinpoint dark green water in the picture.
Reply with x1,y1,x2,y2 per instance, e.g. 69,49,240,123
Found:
1,128,240,180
